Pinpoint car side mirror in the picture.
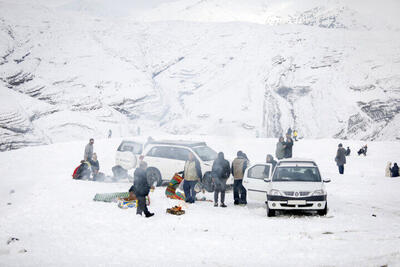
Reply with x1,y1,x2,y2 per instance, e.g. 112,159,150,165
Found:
323,179,331,183
264,178,271,183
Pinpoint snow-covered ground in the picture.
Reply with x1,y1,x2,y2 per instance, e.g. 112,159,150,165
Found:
1,136,400,266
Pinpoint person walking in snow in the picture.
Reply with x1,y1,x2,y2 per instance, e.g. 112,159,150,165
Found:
182,152,202,203
84,138,94,161
211,152,230,207
133,161,154,217
386,162,392,177
287,127,292,136
284,134,294,158
390,163,399,177
275,137,286,160
335,143,347,175
231,151,248,205
108,129,112,138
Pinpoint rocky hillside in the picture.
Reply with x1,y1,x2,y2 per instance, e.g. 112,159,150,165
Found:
0,0,399,150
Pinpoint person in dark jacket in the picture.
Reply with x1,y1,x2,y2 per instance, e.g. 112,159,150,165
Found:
212,152,230,207
266,154,277,173
275,137,286,160
284,134,294,158
231,151,248,205
133,161,154,217
182,152,202,203
335,143,347,174
345,147,351,156
390,163,399,177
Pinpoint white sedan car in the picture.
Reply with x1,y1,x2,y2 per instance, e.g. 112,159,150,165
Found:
243,159,330,217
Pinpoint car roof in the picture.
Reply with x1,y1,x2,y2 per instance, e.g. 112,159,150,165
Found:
148,140,207,147
277,158,318,167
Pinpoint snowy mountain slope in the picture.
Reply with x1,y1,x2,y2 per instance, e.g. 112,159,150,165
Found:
1,137,400,266
0,0,400,150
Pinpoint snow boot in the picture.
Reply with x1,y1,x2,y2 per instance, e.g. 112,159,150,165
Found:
145,212,154,218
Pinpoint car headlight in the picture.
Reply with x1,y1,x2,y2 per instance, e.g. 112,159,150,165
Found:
270,189,282,196
312,189,325,196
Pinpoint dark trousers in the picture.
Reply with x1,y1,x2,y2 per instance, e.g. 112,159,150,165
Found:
136,196,150,216
338,165,344,174
214,178,227,203
183,180,197,203
233,179,247,204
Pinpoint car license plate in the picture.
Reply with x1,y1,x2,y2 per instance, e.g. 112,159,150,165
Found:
287,200,306,205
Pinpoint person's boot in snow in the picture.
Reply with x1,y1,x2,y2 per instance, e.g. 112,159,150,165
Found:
220,203,227,208
214,202,218,207
145,212,154,218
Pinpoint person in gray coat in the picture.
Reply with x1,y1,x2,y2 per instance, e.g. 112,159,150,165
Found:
84,138,94,161
275,137,286,160
335,143,347,174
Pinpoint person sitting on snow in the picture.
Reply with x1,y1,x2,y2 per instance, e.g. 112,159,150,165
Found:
385,162,392,177
90,153,100,179
390,163,399,177
72,160,91,180
357,146,367,156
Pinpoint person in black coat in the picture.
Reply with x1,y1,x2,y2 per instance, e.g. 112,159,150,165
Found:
266,154,277,173
391,163,399,177
284,134,294,158
335,143,347,174
211,152,230,207
133,161,154,217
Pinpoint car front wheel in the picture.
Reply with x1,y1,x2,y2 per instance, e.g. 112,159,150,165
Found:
317,203,328,216
266,203,276,217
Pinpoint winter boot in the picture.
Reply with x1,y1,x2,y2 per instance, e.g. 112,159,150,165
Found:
214,203,218,207
220,203,227,208
145,212,154,218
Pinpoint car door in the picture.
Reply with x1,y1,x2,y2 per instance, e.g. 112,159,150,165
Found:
145,146,172,180
244,163,273,201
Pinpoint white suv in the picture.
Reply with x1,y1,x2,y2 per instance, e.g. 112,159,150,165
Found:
142,140,218,186
243,159,330,217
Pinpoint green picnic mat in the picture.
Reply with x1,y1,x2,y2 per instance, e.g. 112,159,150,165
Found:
93,192,130,202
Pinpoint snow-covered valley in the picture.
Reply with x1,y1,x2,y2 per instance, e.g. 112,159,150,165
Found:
0,136,400,266
1,0,400,151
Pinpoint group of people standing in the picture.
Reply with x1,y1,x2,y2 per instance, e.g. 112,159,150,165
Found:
181,150,251,207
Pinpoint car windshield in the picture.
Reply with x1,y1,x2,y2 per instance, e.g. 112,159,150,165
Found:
118,142,143,154
272,167,321,182
192,146,217,161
